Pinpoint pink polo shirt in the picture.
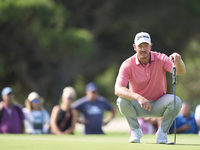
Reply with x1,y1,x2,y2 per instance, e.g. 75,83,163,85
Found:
116,51,172,101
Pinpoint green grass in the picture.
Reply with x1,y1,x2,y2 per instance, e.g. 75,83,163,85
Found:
0,133,200,150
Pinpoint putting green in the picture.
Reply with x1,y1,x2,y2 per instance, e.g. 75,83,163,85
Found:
0,133,199,150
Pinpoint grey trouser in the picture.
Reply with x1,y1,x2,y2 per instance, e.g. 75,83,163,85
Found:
117,94,182,133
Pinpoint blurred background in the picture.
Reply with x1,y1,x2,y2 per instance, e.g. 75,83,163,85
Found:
0,0,200,113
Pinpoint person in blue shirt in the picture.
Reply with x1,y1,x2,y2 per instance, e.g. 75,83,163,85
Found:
169,102,198,134
72,82,116,134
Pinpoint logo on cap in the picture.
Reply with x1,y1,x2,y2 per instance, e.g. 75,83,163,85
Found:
137,35,150,41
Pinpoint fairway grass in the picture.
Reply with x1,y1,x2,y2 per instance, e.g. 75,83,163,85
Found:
0,133,199,150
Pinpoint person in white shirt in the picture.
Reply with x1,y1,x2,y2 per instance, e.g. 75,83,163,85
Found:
195,104,200,135
23,92,50,134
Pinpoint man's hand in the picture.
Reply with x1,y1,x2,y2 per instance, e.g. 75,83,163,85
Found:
102,121,109,126
169,52,181,66
78,119,88,125
137,96,151,112
181,124,190,131
0,101,4,109
169,52,186,75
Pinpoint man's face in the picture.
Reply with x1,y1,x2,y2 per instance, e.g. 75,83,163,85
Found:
180,103,190,118
86,90,98,101
133,43,152,60
2,93,14,105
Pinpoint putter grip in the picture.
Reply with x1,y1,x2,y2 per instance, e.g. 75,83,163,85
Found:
172,59,177,84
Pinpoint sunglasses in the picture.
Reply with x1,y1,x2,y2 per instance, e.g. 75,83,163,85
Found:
32,99,41,104
67,97,74,100
92,91,98,94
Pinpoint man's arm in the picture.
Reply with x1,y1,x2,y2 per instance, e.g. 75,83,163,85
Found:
169,52,186,75
114,83,151,112
171,124,190,133
103,108,116,126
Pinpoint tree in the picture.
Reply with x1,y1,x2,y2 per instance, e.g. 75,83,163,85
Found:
1,0,200,111
0,0,94,110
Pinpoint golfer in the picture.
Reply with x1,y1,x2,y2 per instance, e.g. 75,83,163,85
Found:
115,32,186,144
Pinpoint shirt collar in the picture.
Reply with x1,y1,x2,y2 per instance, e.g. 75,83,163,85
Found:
3,103,14,109
135,51,154,66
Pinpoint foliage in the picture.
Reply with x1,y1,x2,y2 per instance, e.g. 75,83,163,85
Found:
176,37,200,110
0,0,93,110
1,0,200,112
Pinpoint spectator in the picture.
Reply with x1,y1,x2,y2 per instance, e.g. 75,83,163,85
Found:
195,104,200,135
23,92,50,134
50,87,77,135
72,82,116,134
0,87,25,133
169,102,198,134
138,117,158,134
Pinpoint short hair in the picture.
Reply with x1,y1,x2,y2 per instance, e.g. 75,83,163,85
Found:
182,101,190,108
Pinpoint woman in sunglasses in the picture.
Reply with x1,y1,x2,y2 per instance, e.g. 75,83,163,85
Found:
23,92,50,134
50,87,77,134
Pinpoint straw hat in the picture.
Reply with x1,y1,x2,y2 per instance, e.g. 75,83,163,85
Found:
27,92,43,102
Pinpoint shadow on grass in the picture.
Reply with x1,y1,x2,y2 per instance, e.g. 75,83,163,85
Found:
175,144,200,147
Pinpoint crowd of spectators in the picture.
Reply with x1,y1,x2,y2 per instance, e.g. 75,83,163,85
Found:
0,84,200,135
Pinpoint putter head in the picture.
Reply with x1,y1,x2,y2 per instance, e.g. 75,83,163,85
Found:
167,142,176,145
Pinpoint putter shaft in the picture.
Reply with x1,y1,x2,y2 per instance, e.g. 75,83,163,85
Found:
172,59,177,144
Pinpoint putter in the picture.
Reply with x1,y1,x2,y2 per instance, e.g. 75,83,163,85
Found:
167,59,177,145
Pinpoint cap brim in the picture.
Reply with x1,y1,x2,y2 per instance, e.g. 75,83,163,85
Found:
86,87,98,92
135,40,151,46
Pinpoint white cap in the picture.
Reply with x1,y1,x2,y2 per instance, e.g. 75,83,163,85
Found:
1,87,13,96
28,92,40,101
134,32,151,46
